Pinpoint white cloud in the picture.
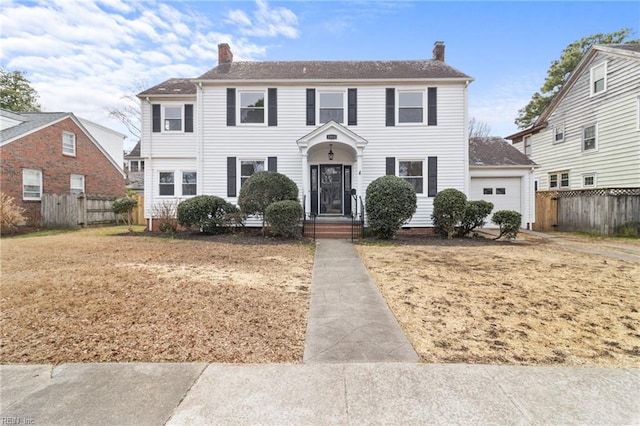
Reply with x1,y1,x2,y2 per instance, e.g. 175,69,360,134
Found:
0,0,300,149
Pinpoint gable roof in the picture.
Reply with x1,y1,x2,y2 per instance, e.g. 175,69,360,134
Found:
125,140,141,158
506,43,640,140
469,137,537,167
195,59,472,82
1,110,71,143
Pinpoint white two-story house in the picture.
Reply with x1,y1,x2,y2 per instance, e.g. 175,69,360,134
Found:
138,42,473,230
507,43,640,191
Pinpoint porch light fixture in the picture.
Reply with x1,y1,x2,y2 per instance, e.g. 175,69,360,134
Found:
328,144,334,161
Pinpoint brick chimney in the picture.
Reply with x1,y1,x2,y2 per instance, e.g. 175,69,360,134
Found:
218,43,233,65
433,41,445,62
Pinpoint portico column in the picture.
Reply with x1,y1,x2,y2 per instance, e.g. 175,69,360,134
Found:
356,151,363,210
302,152,309,215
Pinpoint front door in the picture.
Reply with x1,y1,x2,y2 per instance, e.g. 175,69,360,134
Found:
320,165,342,214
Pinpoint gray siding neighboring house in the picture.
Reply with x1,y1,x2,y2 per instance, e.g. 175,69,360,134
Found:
507,43,640,191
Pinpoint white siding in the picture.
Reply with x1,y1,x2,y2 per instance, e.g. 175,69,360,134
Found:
144,158,197,218
142,81,469,227
140,98,197,159
524,51,640,190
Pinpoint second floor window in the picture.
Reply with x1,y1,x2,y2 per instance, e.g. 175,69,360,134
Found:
590,62,606,95
63,132,76,156
398,91,424,123
164,106,182,131
554,124,564,143
240,92,265,124
583,124,597,151
523,135,532,156
319,92,344,124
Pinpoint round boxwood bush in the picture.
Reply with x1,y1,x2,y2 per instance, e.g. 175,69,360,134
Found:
365,175,417,239
177,195,239,233
238,171,299,227
457,200,494,237
265,200,303,238
432,188,467,239
491,210,522,240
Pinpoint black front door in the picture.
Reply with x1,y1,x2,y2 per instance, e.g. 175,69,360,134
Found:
320,165,342,214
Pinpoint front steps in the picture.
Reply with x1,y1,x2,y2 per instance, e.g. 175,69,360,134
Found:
303,218,363,239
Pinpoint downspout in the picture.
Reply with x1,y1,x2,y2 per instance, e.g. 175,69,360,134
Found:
196,82,204,196
145,96,153,232
463,80,470,195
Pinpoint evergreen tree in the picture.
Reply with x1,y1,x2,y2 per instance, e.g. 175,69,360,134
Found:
0,68,41,112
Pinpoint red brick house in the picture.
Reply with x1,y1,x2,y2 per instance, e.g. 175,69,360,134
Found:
0,109,126,225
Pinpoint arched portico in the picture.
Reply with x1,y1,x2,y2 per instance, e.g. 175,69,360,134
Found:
297,121,368,216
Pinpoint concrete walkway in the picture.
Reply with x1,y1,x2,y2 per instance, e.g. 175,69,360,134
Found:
303,239,419,363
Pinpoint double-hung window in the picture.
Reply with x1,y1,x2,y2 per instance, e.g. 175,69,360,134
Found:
70,174,85,194
319,92,344,124
399,160,423,194
583,124,597,151
182,172,197,196
23,169,42,200
549,171,569,189
553,124,564,143
240,92,265,124
240,160,265,187
590,62,606,95
159,172,175,196
164,106,182,131
523,135,532,156
398,91,424,123
63,132,76,156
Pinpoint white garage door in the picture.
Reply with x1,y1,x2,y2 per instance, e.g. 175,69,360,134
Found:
470,177,522,226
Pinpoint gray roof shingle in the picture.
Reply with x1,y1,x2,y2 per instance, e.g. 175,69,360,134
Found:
138,78,196,97
196,59,472,81
469,137,537,167
605,43,640,53
1,110,71,143
125,140,141,158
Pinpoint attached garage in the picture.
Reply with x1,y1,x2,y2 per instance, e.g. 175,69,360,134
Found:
468,137,538,229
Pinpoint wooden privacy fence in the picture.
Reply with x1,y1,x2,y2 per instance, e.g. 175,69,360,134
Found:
131,194,145,225
534,188,640,235
41,194,117,228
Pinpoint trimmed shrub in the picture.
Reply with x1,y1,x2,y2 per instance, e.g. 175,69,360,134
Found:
238,171,299,227
432,188,467,239
492,210,522,240
457,200,494,237
177,195,239,233
365,175,417,239
0,192,26,231
112,196,138,232
265,200,303,238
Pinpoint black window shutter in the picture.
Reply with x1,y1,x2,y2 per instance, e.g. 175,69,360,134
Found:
385,88,395,126
428,87,437,126
348,88,357,126
152,104,161,132
184,104,193,132
268,157,277,172
227,157,236,197
268,88,277,126
227,88,236,126
428,156,438,197
386,157,395,175
306,89,315,126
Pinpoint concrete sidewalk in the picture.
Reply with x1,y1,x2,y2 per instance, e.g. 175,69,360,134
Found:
2,362,638,425
303,239,418,363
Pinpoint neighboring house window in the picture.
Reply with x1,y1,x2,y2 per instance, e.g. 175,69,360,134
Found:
398,91,424,123
583,173,596,187
23,169,42,200
553,124,564,143
523,135,532,155
130,162,138,172
590,62,607,95
182,172,197,196
319,92,344,124
70,174,85,194
63,132,76,156
140,160,145,172
164,106,182,131
240,160,265,187
240,91,265,124
549,171,570,189
159,172,175,196
398,160,423,194
583,124,597,151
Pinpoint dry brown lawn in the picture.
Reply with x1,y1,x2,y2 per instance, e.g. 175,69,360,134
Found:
1,227,313,364
356,235,640,367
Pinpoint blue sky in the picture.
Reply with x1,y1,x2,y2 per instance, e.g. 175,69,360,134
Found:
1,0,638,150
